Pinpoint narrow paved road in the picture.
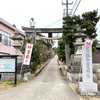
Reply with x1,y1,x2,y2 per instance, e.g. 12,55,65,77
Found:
0,55,79,100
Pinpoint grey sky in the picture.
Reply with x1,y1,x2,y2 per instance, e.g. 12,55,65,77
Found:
0,0,100,41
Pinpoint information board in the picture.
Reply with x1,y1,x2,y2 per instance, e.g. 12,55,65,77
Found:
0,58,15,72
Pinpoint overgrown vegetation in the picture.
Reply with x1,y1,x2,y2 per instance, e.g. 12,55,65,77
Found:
57,40,65,62
57,10,100,60
0,80,26,87
20,36,52,72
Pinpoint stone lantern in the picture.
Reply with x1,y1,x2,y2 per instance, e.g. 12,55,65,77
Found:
74,27,85,59
11,30,24,80
11,30,23,55
73,27,85,71
72,27,85,79
67,27,86,82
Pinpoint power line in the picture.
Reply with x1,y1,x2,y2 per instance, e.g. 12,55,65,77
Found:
44,18,62,28
72,0,78,12
44,0,81,28
73,0,81,15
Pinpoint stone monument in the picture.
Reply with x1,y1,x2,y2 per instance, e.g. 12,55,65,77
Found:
79,40,98,95
67,27,85,82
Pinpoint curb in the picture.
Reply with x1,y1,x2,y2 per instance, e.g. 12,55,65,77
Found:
30,60,50,79
34,60,50,76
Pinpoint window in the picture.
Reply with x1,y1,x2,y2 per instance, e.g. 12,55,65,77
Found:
0,34,2,42
0,30,1,34
0,30,11,46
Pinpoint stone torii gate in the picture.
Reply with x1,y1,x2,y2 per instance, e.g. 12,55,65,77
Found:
22,27,69,71
22,27,63,39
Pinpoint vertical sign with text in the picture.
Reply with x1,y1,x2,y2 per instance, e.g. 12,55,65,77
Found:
82,45,93,83
23,43,33,65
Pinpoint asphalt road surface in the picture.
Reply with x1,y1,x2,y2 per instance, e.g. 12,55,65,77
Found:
0,55,79,100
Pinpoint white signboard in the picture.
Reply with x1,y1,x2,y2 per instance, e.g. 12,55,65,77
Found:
23,43,33,65
82,45,93,83
0,59,15,72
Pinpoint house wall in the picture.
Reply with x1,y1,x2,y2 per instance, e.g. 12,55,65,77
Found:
0,18,25,55
0,23,15,37
93,48,100,63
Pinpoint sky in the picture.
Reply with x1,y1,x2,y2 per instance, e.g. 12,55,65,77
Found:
0,0,100,46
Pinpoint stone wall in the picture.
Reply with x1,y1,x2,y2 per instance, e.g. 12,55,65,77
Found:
0,63,31,81
67,63,100,83
93,63,100,85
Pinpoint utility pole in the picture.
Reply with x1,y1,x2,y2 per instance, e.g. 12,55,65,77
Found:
66,0,68,16
62,0,73,67
62,0,73,16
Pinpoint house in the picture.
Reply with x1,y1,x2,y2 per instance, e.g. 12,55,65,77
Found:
0,18,27,81
0,17,25,55
93,43,100,63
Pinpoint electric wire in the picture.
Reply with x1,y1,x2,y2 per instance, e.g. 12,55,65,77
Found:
72,0,78,11
44,0,81,28
70,0,78,15
44,19,62,28
72,0,81,15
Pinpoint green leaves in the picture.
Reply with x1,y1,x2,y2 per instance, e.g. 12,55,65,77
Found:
20,36,51,72
20,36,33,54
57,40,65,61
58,10,100,60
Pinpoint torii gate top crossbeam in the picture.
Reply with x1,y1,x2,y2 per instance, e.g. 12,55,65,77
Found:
22,27,63,33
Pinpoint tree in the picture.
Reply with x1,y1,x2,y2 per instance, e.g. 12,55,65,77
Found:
20,36,33,54
20,36,51,72
62,10,100,55
57,40,65,62
53,47,57,54
30,44,41,71
81,10,100,54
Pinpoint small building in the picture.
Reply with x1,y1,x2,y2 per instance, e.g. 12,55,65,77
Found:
92,42,100,81
0,17,26,81
93,43,100,63
0,17,25,55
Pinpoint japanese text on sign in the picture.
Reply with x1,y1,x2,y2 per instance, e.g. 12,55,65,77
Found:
86,46,91,78
82,45,93,83
0,59,15,72
23,43,33,65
